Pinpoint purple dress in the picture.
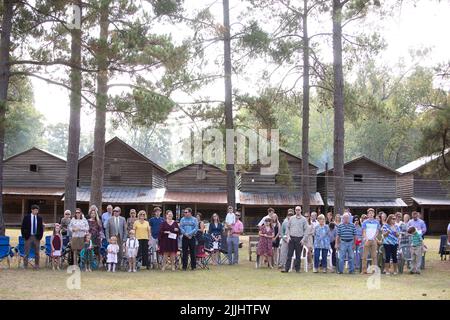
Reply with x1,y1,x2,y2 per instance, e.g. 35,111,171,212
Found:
257,226,274,256
88,219,102,250
158,221,180,254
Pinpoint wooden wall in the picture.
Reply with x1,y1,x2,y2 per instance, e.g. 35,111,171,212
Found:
413,167,450,198
78,139,159,187
396,173,414,206
239,152,317,193
152,167,167,188
166,163,227,192
3,148,66,188
318,158,398,200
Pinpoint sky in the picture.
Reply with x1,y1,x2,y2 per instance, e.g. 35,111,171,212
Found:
30,0,450,142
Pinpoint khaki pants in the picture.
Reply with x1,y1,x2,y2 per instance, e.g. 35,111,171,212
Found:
410,246,422,273
362,240,377,273
24,235,40,268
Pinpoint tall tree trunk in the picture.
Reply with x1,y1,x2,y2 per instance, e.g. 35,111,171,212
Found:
64,0,82,214
301,0,310,215
332,0,345,216
0,0,14,235
223,0,236,209
90,1,110,208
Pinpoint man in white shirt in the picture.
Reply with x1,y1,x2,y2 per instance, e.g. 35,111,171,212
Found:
257,208,275,227
310,212,319,228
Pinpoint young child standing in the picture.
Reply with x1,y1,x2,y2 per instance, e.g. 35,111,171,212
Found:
125,230,139,272
51,224,63,270
106,236,120,272
408,226,423,274
81,233,95,272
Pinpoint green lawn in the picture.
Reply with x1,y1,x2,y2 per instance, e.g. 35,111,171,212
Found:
0,229,449,300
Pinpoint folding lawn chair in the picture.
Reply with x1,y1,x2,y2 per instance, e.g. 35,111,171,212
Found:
44,236,52,268
196,245,209,270
0,236,13,269
218,233,230,265
288,246,309,272
16,236,40,268
439,235,450,261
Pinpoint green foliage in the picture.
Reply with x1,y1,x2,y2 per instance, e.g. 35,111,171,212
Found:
150,0,183,17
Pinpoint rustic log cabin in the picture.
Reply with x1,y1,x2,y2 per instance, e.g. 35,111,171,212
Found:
237,150,323,231
163,162,230,221
318,156,407,215
2,147,66,225
396,149,450,234
73,137,167,216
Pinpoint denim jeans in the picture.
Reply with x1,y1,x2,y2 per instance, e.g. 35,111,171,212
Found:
338,241,354,273
314,248,328,270
227,235,240,264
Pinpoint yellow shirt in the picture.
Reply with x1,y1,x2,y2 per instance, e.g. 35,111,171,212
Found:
133,220,150,240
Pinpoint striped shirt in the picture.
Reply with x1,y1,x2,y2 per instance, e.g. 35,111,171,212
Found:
337,223,356,242
382,224,400,245
411,231,423,247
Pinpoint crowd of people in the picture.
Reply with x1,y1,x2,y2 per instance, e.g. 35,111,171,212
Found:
20,204,244,272
256,206,428,275
19,203,435,275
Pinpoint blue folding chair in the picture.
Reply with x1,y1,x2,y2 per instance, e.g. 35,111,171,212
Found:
0,236,13,268
44,236,53,267
16,236,39,268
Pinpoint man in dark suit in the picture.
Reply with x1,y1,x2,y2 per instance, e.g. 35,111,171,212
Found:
21,204,44,269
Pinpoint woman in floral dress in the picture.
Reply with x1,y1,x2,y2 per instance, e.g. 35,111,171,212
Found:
87,205,103,267
257,218,274,268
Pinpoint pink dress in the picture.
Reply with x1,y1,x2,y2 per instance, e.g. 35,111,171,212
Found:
257,226,274,256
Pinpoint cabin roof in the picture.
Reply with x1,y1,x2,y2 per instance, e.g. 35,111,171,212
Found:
78,136,168,174
396,149,450,174
2,187,65,197
411,196,450,206
239,191,324,206
166,161,226,177
67,186,166,203
4,147,66,163
326,197,407,208
318,155,398,175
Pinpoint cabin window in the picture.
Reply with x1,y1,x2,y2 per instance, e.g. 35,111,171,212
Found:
29,164,38,172
353,174,363,182
196,169,206,180
110,163,121,178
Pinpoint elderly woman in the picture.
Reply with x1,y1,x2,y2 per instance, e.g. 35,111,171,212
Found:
313,214,331,273
68,208,89,267
60,210,72,238
87,205,103,267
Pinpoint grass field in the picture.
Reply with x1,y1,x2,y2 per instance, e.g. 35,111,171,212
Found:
0,229,449,300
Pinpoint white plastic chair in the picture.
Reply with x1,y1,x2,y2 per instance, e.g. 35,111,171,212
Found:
289,246,309,272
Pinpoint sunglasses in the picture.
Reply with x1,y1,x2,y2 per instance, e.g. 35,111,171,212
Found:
75,212,81,214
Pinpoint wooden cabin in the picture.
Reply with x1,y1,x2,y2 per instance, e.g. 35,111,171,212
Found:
2,147,66,225
237,150,323,230
318,156,406,215
164,162,229,221
397,150,450,234
75,137,167,216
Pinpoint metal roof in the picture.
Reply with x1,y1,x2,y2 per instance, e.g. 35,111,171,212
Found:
326,198,407,208
67,187,166,203
163,191,229,204
3,187,65,197
397,149,450,174
412,197,450,206
239,192,324,206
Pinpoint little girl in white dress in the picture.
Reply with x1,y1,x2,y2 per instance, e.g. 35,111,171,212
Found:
125,230,139,272
106,236,120,272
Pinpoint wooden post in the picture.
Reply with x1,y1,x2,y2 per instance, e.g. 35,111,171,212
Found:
194,203,197,215
324,162,329,214
53,199,57,223
241,205,246,232
21,198,25,220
